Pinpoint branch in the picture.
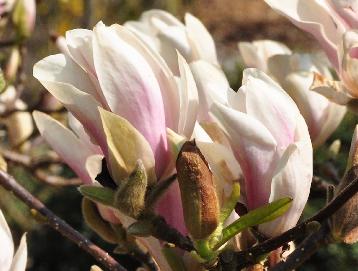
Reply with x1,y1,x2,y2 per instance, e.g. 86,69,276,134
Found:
217,166,358,270
0,170,127,271
0,39,18,48
270,224,330,271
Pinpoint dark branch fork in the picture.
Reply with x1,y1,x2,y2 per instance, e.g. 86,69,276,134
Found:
216,166,358,270
0,170,127,271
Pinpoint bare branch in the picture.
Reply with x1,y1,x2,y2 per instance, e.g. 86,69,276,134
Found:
0,170,127,271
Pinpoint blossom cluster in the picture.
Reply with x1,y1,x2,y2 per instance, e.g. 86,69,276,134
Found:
2,1,357,270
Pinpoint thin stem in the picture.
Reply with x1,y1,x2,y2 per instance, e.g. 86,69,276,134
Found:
217,166,358,270
270,224,329,271
0,170,127,271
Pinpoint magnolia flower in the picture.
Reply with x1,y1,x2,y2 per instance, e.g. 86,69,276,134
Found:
264,0,358,103
125,9,219,74
211,68,313,237
239,40,346,147
125,10,231,124
238,40,291,73
0,209,27,271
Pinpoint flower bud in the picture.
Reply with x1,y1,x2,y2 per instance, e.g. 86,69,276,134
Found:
12,0,36,39
176,141,219,239
114,160,148,218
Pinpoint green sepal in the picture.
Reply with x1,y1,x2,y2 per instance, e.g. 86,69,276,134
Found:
127,220,153,237
213,197,292,251
219,183,240,224
78,185,115,207
114,160,148,218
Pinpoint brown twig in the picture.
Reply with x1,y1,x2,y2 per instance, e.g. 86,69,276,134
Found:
216,166,358,270
0,170,127,271
1,148,82,186
270,224,330,271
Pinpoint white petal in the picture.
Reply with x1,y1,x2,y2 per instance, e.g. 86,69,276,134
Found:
33,111,102,184
110,24,180,131
260,134,312,237
239,40,291,72
0,210,14,271
185,13,218,65
33,54,102,103
190,60,229,121
177,53,199,138
210,102,278,209
10,233,27,271
240,69,299,149
264,0,345,68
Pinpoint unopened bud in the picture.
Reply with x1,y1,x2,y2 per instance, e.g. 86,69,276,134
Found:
176,141,219,239
114,160,148,218
12,0,36,39
4,47,20,82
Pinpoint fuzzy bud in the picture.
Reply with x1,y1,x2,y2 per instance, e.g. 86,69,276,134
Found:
176,141,219,239
114,160,148,218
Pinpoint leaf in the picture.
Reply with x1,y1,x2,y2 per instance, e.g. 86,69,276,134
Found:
79,185,115,207
219,183,240,223
99,107,156,184
212,197,292,250
127,220,153,237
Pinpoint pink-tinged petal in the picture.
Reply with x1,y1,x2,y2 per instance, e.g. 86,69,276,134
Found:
339,30,358,97
190,60,229,121
185,13,218,65
177,53,199,138
65,29,95,75
92,22,168,177
155,180,187,235
157,26,192,74
284,73,346,147
141,9,184,28
210,102,277,209
264,0,346,69
330,0,358,28
241,69,299,150
124,21,160,51
10,234,27,271
111,24,180,131
238,40,291,72
0,210,14,271
33,111,103,184
33,55,108,152
261,121,312,236
67,113,102,154
33,54,104,104
65,29,109,107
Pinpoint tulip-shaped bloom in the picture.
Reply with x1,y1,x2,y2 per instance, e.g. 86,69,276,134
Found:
264,0,358,103
126,9,232,124
125,9,219,74
33,20,204,270
211,69,313,237
0,209,27,271
239,40,346,147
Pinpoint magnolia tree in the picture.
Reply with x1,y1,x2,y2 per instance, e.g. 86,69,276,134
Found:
0,1,358,271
